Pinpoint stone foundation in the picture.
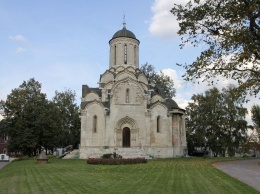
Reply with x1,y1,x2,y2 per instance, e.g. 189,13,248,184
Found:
80,146,185,159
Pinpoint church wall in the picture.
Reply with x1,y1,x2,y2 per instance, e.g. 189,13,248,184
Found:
150,105,172,147
180,115,187,154
106,79,147,148
172,114,186,156
107,103,147,148
109,38,139,68
80,103,105,148
109,45,114,68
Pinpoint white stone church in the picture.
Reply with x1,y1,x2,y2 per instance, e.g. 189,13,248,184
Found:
79,23,187,158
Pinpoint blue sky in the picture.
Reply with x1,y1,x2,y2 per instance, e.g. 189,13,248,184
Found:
0,0,257,123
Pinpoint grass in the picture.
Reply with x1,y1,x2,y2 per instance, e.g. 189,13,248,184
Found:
0,157,258,194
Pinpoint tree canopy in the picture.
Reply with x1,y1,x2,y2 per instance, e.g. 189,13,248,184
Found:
53,89,80,148
251,104,260,128
140,63,176,98
0,78,80,156
186,86,248,156
171,0,260,96
251,104,260,139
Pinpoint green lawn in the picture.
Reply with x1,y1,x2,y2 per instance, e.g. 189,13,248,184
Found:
0,157,258,194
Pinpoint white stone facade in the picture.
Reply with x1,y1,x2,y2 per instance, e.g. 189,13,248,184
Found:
80,25,187,159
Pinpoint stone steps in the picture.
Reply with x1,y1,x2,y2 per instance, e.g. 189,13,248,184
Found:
62,149,79,159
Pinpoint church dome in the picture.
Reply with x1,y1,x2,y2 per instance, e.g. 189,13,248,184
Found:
112,26,136,39
164,99,180,109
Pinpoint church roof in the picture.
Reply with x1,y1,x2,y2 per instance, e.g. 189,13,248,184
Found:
148,99,180,110
151,85,167,98
112,26,136,39
81,100,110,109
82,85,101,98
163,99,180,110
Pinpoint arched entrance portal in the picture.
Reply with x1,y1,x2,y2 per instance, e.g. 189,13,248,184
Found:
122,127,130,147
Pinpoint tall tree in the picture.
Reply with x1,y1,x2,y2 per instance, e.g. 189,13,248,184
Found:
251,104,260,139
221,86,248,156
36,101,62,153
251,105,260,128
186,86,247,156
52,89,80,148
2,79,52,156
171,0,260,96
140,63,176,98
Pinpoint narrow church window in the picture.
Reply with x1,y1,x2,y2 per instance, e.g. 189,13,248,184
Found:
179,120,182,134
157,116,160,133
114,45,116,65
126,89,130,103
134,45,137,65
93,115,97,133
124,44,127,64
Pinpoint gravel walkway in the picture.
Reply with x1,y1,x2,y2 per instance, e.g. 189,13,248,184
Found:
0,161,10,170
214,159,260,191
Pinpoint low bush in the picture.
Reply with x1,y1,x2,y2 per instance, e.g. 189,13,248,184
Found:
101,153,122,159
87,158,147,165
101,153,113,159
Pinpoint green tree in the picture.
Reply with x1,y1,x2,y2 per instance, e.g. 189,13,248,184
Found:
251,104,260,139
251,105,260,128
2,79,51,156
186,86,247,156
140,63,176,98
36,101,61,153
52,89,80,148
221,86,248,156
171,0,260,96
186,87,224,156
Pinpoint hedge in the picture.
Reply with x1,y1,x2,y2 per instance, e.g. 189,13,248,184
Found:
87,158,147,165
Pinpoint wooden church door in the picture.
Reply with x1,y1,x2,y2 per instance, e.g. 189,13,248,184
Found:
122,127,130,147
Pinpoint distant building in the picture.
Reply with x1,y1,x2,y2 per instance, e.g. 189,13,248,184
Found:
0,134,9,155
79,22,187,158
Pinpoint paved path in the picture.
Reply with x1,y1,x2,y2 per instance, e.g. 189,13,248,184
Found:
0,161,10,170
215,159,260,191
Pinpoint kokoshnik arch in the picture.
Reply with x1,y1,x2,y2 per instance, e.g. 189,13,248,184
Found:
80,22,187,158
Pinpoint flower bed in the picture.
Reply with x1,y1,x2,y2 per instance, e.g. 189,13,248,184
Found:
87,158,147,165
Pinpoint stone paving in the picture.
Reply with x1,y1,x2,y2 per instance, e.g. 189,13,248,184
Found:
0,161,9,170
215,159,260,191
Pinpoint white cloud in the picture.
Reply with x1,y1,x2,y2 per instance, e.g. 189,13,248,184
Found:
159,68,190,109
16,47,26,53
161,68,182,89
174,93,191,109
9,35,27,42
149,0,189,38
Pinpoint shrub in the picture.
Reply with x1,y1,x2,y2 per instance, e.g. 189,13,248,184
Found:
101,154,113,159
101,153,122,159
87,158,147,165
